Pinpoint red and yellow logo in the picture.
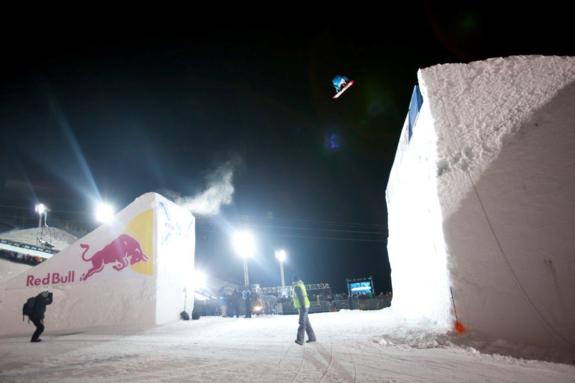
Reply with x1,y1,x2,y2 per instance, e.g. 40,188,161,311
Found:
80,209,154,281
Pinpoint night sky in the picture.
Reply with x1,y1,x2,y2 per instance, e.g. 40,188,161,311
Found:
1,4,573,293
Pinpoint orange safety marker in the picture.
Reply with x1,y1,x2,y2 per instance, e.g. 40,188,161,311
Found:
454,320,466,334
450,287,466,334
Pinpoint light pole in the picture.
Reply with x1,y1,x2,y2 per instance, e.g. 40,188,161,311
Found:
35,203,47,229
35,203,48,244
275,249,287,289
232,230,256,287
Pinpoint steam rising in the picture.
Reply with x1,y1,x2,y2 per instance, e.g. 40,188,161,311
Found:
178,159,240,216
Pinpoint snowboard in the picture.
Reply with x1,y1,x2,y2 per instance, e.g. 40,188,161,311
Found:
332,80,355,99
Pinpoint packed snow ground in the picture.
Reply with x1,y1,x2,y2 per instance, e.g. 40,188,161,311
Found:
1,310,574,383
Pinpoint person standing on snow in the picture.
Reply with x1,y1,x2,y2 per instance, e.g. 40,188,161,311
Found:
292,275,316,345
29,291,53,343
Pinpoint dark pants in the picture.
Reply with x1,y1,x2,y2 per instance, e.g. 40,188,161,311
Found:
296,309,316,343
31,318,44,341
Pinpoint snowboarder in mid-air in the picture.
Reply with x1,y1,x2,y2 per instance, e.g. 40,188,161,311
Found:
332,75,355,99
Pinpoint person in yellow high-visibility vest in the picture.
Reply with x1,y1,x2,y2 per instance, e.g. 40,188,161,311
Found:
292,275,316,345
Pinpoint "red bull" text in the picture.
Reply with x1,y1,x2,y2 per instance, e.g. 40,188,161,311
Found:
26,271,75,286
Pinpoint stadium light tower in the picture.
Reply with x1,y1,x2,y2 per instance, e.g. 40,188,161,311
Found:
35,203,48,244
275,249,287,289
34,203,48,228
95,202,115,223
232,230,256,287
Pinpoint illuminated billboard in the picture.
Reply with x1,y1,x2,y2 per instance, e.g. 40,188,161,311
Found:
347,277,374,296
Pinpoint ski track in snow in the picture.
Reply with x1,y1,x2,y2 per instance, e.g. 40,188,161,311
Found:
1,314,574,383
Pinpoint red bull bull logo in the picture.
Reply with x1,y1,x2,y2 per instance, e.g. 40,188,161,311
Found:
80,234,148,281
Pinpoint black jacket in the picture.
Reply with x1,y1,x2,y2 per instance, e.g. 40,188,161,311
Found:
31,292,53,321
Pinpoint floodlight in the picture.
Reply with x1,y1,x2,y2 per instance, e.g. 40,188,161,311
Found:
275,249,287,263
95,202,115,223
35,203,47,215
232,230,256,259
194,270,207,289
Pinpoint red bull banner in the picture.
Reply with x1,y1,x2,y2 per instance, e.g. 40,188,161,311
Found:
14,209,155,289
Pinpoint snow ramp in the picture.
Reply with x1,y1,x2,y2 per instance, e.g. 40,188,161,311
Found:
0,192,195,337
386,56,575,353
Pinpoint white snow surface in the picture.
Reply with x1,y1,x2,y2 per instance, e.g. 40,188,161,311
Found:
1,310,574,383
0,259,31,284
420,55,575,218
0,227,78,251
387,55,575,356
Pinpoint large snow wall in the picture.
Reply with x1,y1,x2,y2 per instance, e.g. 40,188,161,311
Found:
386,56,575,352
0,192,195,337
